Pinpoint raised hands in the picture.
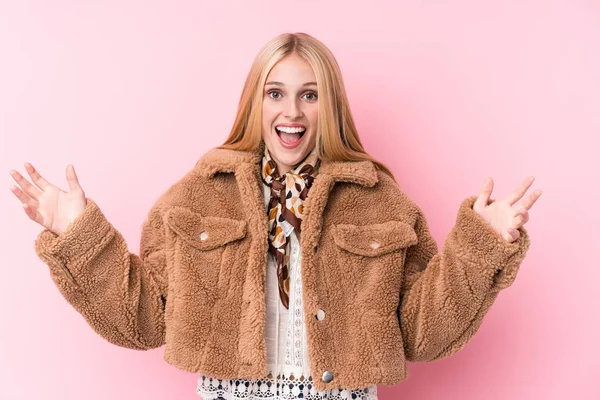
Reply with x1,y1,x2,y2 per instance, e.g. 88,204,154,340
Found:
472,176,542,243
9,163,87,236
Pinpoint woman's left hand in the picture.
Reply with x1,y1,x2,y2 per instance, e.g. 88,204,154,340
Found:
472,176,542,243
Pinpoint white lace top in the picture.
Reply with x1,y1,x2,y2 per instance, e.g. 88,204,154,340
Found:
196,182,378,400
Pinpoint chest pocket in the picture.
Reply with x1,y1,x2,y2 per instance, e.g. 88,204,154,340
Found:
164,207,247,298
330,220,419,314
331,220,418,257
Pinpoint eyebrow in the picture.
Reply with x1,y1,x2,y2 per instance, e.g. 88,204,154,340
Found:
265,81,317,87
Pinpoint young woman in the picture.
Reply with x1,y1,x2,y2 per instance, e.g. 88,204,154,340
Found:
9,33,541,400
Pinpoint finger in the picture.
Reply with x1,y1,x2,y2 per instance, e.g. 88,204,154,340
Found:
473,177,493,211
505,176,535,206
66,164,82,191
520,209,529,224
9,185,39,209
22,203,44,225
518,189,542,211
512,209,529,227
9,169,41,200
24,162,51,191
506,227,520,242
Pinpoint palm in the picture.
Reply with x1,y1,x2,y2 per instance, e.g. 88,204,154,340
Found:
473,176,542,243
39,184,87,233
476,200,514,236
9,163,87,235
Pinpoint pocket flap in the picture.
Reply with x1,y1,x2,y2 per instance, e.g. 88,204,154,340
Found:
165,207,247,251
331,220,418,257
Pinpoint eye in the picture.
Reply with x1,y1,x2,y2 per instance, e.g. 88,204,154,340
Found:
303,92,318,102
267,90,282,99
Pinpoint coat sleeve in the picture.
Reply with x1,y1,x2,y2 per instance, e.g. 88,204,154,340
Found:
33,195,169,351
398,195,530,362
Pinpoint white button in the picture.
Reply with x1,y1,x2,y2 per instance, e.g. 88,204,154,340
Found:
316,309,326,320
370,241,381,249
200,232,209,241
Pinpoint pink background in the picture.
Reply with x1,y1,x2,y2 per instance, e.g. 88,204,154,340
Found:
1,1,599,399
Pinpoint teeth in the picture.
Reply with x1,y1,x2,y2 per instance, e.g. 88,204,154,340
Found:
276,126,306,134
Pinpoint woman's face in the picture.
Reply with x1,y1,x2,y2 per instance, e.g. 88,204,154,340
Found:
262,53,318,175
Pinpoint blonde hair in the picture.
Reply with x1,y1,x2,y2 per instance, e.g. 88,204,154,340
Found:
218,32,396,180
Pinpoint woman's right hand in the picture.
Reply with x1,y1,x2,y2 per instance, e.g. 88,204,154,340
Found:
9,163,87,236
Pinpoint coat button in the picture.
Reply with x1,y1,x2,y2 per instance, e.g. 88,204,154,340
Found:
315,309,326,321
200,232,209,241
322,370,334,383
370,240,381,249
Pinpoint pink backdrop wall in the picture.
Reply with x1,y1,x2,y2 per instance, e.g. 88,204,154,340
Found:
1,1,598,399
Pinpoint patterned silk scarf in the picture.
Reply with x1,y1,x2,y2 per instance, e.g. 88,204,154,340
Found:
261,146,320,309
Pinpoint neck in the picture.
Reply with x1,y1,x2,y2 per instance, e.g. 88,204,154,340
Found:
275,161,293,176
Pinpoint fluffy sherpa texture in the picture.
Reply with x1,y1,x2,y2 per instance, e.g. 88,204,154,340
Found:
34,140,530,391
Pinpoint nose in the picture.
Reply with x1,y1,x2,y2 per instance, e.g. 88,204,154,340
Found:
283,98,303,119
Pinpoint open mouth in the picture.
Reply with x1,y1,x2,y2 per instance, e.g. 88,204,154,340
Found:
275,126,306,145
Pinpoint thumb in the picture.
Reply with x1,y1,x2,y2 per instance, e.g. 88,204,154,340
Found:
66,164,82,191
473,177,493,212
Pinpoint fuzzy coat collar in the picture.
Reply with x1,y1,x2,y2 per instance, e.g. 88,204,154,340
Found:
195,140,379,187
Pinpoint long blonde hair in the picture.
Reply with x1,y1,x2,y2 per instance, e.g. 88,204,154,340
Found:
218,32,396,180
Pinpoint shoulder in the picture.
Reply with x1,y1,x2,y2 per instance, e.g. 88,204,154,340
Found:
371,168,421,217
149,152,222,218
325,164,421,225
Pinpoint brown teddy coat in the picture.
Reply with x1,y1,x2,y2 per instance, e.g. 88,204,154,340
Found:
33,141,530,391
